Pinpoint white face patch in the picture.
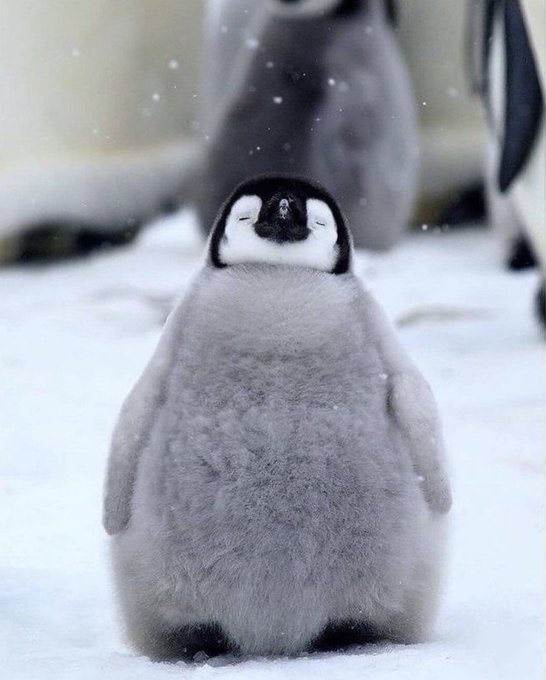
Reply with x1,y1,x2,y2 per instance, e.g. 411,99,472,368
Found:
219,195,339,272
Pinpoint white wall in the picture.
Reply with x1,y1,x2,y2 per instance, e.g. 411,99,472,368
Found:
0,0,202,168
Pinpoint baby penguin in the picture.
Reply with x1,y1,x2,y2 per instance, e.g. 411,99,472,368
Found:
195,0,419,251
103,175,451,660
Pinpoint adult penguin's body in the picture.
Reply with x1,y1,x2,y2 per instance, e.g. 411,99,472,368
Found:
104,176,450,660
475,0,545,326
195,0,418,251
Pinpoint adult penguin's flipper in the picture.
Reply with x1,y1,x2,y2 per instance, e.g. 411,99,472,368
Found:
499,0,544,192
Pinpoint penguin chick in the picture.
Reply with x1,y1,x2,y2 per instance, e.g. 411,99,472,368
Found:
195,0,418,251
103,175,451,660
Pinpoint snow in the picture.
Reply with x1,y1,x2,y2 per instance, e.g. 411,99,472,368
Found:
1,212,544,679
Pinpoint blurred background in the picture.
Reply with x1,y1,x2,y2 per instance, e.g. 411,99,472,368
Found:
1,2,544,679
0,1,542,297
0,0,486,255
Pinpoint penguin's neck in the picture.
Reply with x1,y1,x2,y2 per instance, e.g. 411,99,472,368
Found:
192,265,357,356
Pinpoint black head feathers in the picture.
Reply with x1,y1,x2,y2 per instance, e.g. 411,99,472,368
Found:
208,175,352,274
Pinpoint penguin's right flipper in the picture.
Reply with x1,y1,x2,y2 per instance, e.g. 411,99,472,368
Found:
103,370,168,535
103,378,158,535
388,371,452,514
103,291,196,534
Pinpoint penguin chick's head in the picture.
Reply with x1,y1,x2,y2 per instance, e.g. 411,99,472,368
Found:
209,175,352,274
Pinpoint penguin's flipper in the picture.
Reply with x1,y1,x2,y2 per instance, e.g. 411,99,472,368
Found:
103,291,195,535
388,372,452,514
103,378,158,535
498,0,544,192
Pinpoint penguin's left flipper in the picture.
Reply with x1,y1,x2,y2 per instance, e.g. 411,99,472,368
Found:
498,0,544,193
388,372,452,514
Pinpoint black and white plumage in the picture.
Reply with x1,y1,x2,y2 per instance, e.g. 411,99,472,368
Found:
484,0,543,193
103,176,451,659
474,0,545,327
208,175,352,274
194,0,418,251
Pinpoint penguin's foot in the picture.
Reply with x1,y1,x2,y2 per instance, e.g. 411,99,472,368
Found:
506,234,537,271
141,622,233,662
311,619,382,652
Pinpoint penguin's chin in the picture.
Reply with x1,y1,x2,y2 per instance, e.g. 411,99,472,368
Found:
268,0,341,19
219,228,338,273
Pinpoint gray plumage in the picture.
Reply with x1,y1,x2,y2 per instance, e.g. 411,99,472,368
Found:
194,0,419,250
103,176,450,659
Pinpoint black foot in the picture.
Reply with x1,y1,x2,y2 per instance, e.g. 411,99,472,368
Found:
158,623,233,662
507,234,537,270
312,620,382,652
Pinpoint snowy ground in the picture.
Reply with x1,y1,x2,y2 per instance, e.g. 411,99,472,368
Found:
1,213,544,680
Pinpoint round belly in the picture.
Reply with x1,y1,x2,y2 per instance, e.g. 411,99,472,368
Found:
148,401,419,602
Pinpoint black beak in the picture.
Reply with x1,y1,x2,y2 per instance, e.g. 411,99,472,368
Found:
254,194,309,243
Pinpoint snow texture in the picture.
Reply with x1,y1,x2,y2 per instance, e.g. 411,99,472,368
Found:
1,211,544,679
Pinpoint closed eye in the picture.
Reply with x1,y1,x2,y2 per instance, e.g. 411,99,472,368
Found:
315,221,326,227
238,216,252,222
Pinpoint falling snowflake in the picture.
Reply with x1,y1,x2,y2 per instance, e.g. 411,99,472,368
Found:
245,38,259,50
